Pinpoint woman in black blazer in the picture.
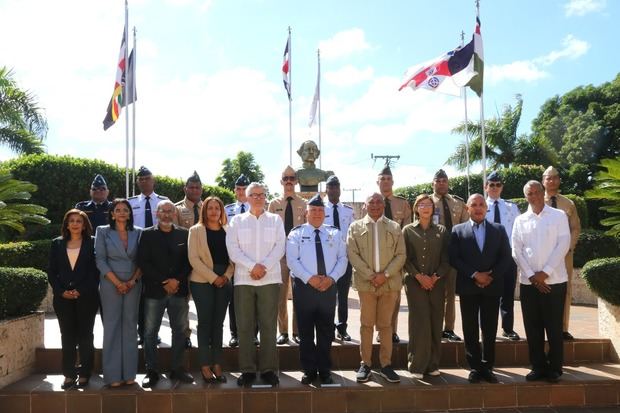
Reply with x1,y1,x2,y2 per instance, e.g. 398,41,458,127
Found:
47,209,100,389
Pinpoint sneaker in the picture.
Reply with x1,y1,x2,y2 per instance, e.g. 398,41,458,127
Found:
379,365,400,383
356,364,372,383
427,370,441,376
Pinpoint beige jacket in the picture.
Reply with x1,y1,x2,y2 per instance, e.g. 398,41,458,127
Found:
188,224,234,283
347,215,406,292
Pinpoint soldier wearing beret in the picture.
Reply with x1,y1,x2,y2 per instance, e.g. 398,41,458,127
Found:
431,168,469,342
286,193,348,385
376,165,411,343
76,174,112,229
542,166,581,340
128,166,169,229
268,166,307,344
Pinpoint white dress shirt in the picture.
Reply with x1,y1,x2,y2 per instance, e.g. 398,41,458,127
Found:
225,201,250,219
128,192,168,228
511,204,570,285
226,211,286,286
324,201,355,234
486,196,520,246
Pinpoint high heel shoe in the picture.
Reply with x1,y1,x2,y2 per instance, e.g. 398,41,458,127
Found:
201,367,215,383
77,376,90,388
214,374,227,383
213,365,227,383
61,377,76,390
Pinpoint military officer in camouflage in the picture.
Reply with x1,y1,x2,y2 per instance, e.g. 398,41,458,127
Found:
75,174,112,229
376,165,411,344
542,166,581,341
431,169,469,342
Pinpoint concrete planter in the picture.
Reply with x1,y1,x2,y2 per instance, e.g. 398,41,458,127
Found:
0,312,44,388
598,297,620,362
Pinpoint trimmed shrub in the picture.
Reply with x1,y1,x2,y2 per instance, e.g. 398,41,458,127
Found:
1,154,234,228
574,230,620,268
0,267,48,319
581,258,620,306
0,239,51,271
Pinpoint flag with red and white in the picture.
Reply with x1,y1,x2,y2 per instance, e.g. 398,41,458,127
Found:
103,29,127,130
282,35,291,100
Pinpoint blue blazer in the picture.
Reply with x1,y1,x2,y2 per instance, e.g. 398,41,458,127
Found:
47,236,99,295
448,221,511,296
95,225,142,279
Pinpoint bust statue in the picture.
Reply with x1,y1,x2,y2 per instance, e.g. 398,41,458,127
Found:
295,140,334,192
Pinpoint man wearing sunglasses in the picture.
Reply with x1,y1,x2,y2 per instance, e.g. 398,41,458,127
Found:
484,171,521,341
76,174,112,229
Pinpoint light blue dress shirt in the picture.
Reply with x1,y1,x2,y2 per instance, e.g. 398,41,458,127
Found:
471,219,486,252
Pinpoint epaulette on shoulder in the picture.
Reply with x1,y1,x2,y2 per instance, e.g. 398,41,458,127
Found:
157,195,169,200
452,194,464,202
343,204,353,209
128,195,138,200
225,203,235,208
290,224,303,232
173,200,184,206
394,195,408,201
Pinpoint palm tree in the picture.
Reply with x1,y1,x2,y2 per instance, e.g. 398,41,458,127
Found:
0,67,47,154
585,157,620,236
0,171,49,238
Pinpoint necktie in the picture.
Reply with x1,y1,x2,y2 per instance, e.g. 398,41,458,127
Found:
240,203,246,213
442,197,453,231
384,198,393,220
193,203,199,224
333,204,340,230
474,223,484,251
551,196,557,208
315,229,326,276
285,197,294,235
494,200,501,224
144,196,153,227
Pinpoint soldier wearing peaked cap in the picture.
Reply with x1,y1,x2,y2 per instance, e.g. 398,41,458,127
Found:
376,165,411,344
76,174,112,229
128,166,169,229
542,166,581,341
268,166,307,344
286,193,348,384
324,175,355,341
431,168,469,342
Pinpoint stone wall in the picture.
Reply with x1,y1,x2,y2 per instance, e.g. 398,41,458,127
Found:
598,298,620,362
0,312,44,388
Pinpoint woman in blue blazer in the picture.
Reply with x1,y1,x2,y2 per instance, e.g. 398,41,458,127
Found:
47,209,100,389
95,199,142,387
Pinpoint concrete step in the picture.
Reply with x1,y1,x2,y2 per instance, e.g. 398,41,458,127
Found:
2,364,620,413
35,338,613,374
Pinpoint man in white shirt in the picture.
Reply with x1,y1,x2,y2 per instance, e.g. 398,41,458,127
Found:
485,171,521,341
226,182,286,387
128,166,169,229
512,180,570,383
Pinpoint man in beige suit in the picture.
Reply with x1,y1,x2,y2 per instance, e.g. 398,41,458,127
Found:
348,193,406,383
268,166,307,344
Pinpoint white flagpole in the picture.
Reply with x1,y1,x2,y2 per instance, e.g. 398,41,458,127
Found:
461,30,471,198
317,49,322,191
131,26,137,196
476,0,487,190
124,0,129,198
288,26,292,165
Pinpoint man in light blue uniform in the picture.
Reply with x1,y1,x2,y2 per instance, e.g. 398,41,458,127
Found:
323,175,355,341
286,193,348,385
485,170,521,341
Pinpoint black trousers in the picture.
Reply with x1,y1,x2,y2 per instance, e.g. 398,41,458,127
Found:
53,291,99,378
335,263,352,332
500,260,517,332
292,278,337,375
459,294,500,373
520,282,566,375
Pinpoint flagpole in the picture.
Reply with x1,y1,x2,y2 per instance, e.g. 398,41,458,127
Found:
476,0,487,191
124,0,129,198
131,26,137,196
461,30,471,198
317,48,322,192
288,26,292,166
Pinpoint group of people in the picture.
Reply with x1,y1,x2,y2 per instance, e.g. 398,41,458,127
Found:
46,162,580,389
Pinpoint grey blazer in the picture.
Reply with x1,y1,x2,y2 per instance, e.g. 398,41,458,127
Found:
95,225,142,280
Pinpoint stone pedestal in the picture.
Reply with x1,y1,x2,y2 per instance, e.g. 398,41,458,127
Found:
0,312,44,388
598,297,620,362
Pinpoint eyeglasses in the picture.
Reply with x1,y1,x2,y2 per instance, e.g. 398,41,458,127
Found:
488,182,503,188
282,176,296,182
249,193,266,199
158,209,176,214
417,203,434,209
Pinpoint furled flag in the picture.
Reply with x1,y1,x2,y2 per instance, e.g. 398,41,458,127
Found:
308,68,319,127
398,36,478,96
282,35,291,100
465,16,484,97
103,30,127,130
122,48,137,107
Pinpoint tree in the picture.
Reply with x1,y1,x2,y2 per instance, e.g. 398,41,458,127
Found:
585,157,620,236
215,151,265,190
0,67,47,154
0,171,49,240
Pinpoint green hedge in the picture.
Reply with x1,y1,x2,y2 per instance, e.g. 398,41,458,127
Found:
581,258,620,306
0,239,51,271
1,154,234,229
0,267,48,319
574,230,620,268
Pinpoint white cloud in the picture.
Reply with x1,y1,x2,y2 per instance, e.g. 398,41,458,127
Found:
536,35,590,65
318,29,371,60
324,65,374,87
564,0,606,16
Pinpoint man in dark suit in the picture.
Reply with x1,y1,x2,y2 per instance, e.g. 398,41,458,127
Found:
449,194,512,384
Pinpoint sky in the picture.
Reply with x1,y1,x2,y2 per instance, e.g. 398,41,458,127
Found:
1,0,618,201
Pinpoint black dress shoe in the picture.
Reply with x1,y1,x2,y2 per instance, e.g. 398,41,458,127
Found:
301,372,317,385
185,337,192,349
392,333,400,343
61,377,76,390
292,334,301,344
481,370,499,383
261,371,280,386
563,331,574,340
442,330,462,342
547,371,561,383
336,330,352,341
525,370,546,381
229,335,239,348
319,373,334,385
138,337,144,346
468,371,481,383
157,335,162,345
502,330,521,341
253,336,260,346
77,376,90,388
276,333,289,345
170,369,194,383
237,372,256,386
142,370,160,388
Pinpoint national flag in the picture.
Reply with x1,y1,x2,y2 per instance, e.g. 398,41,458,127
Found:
465,16,484,97
282,35,291,100
308,69,319,127
103,29,127,130
122,48,137,107
398,39,477,96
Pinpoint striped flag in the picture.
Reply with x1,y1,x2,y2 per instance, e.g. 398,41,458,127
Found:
282,35,291,100
103,29,127,130
465,17,484,97
122,48,137,107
